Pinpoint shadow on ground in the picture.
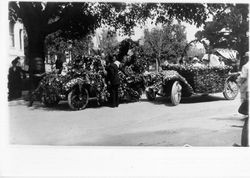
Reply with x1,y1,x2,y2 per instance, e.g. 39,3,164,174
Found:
10,93,227,111
140,94,226,106
30,99,139,111
31,100,108,111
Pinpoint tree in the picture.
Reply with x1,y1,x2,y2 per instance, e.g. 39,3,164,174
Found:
186,43,206,59
99,28,119,55
143,23,187,71
195,3,249,66
45,31,93,60
9,2,209,73
9,2,105,72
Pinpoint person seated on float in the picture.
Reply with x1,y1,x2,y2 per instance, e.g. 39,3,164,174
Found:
113,55,121,69
168,54,177,64
163,59,169,66
202,49,220,66
184,56,193,65
201,57,209,66
60,62,68,76
162,54,177,67
191,57,203,67
218,56,225,66
100,53,107,68
127,49,136,66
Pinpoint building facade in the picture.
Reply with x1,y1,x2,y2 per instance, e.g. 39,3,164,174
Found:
9,21,25,66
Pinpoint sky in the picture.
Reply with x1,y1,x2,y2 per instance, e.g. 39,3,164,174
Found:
116,21,203,42
93,21,203,49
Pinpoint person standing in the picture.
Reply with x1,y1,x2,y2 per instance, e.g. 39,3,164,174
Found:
237,51,249,146
28,57,46,107
8,57,26,100
55,57,63,74
238,52,249,104
106,55,120,107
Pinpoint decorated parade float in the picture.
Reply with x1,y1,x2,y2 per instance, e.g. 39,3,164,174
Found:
31,39,147,110
145,62,240,106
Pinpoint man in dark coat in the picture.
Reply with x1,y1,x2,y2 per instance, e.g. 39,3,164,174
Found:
106,55,120,107
55,57,63,73
8,57,26,100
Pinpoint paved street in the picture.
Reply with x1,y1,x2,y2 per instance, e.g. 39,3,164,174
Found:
9,93,245,146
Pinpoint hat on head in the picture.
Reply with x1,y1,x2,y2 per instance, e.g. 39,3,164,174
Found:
11,57,20,65
127,49,133,56
192,57,199,62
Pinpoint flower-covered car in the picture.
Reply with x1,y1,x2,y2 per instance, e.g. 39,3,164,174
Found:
32,56,146,110
118,65,146,102
145,64,239,105
32,57,109,110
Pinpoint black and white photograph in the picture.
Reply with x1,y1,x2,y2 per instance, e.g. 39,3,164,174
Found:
0,0,249,176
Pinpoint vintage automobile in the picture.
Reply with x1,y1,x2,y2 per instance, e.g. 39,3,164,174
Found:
32,66,109,110
145,64,239,106
31,58,146,110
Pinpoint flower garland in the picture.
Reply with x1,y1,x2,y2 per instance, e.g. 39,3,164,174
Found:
34,53,147,107
162,64,232,93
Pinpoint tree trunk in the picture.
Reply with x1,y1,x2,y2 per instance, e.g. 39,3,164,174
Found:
155,58,160,72
25,26,47,91
26,28,46,74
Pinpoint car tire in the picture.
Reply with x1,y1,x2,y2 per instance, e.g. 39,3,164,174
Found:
223,80,239,100
68,87,89,110
170,81,182,106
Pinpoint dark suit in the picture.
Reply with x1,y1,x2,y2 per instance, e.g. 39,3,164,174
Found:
106,63,120,107
8,66,23,100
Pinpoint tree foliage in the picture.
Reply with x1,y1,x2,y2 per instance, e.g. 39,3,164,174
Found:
186,43,206,59
9,2,209,72
98,28,119,55
195,3,249,61
45,31,93,59
142,23,187,70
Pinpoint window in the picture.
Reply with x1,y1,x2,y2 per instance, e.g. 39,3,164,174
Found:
9,22,15,47
19,29,23,50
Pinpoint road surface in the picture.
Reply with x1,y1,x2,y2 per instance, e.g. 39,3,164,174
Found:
9,93,245,146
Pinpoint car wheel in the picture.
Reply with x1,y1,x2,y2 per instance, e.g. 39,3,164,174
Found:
68,87,89,110
171,81,182,106
223,80,239,100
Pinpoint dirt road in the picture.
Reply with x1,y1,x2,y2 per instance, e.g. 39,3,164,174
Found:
9,93,244,146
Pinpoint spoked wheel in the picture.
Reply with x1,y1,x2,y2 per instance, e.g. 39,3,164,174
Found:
223,80,239,100
146,88,156,101
68,87,89,110
170,81,182,106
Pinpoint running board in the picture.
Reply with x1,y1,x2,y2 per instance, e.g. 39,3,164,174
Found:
88,97,98,101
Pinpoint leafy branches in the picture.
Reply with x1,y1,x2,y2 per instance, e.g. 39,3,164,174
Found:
195,3,249,59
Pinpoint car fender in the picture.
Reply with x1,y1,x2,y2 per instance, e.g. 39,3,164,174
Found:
63,77,89,92
227,72,240,82
161,70,194,96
